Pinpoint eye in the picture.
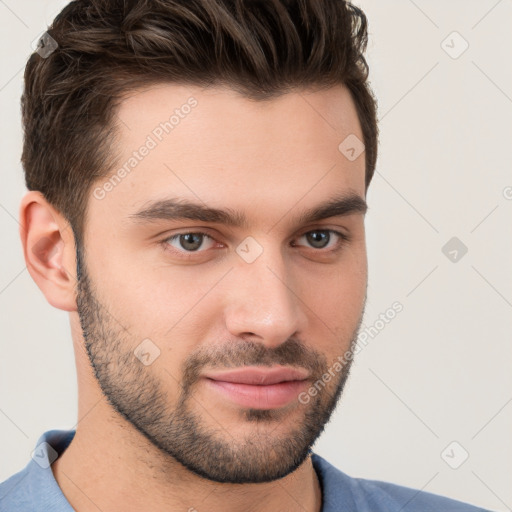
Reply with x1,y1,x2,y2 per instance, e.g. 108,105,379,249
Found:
163,231,216,253
293,229,350,251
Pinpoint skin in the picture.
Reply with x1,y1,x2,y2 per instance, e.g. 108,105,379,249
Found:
19,83,368,512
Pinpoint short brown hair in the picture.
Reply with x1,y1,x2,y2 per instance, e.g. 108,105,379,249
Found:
22,0,378,246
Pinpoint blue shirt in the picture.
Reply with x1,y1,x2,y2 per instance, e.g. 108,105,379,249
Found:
0,429,494,511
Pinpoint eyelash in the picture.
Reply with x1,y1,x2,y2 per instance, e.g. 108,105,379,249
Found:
161,229,351,258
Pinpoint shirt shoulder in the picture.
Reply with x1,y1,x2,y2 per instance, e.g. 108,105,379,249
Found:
0,429,76,512
0,466,32,509
311,453,496,512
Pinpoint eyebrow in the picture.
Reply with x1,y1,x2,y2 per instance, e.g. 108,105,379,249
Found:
129,192,368,229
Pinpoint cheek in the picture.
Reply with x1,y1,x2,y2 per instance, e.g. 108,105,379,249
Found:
101,248,211,319
299,259,366,347
99,261,220,359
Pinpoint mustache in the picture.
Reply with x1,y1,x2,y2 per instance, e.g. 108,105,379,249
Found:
180,338,328,389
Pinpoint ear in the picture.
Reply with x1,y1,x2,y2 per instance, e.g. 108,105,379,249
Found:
19,191,78,312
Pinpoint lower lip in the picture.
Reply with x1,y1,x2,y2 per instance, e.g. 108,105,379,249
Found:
204,378,308,409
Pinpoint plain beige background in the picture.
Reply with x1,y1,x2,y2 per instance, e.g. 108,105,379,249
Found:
1,1,511,510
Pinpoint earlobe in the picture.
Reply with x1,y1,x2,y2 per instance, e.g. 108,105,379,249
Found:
19,191,78,312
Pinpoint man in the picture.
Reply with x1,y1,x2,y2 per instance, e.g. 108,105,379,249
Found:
0,1,494,511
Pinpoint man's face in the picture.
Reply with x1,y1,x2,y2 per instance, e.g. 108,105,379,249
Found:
76,83,368,483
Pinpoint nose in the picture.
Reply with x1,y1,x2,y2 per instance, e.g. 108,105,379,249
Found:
223,245,308,348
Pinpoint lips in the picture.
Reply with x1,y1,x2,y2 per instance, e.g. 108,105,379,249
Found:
202,366,311,409
203,366,310,385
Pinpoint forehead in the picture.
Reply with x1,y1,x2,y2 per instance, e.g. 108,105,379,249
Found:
91,83,366,228
116,83,363,152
